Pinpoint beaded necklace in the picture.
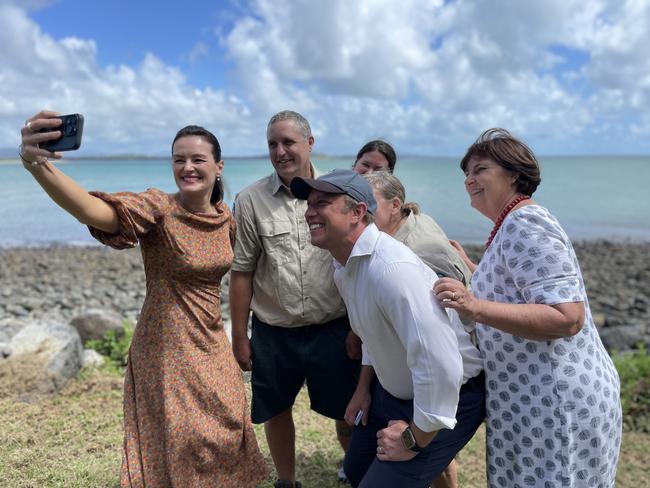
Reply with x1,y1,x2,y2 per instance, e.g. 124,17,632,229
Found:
485,194,531,249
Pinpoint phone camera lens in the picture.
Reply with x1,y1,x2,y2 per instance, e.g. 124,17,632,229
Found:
64,117,77,136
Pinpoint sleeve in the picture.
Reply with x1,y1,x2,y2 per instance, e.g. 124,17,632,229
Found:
361,342,374,367
377,262,463,432
230,192,262,272
503,211,584,305
87,188,169,249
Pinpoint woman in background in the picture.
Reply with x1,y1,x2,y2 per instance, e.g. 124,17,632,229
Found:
352,139,396,174
19,110,267,488
434,128,621,487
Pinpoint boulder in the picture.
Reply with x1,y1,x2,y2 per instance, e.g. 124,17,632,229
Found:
599,323,649,352
82,348,106,368
0,317,28,343
2,320,84,397
69,308,125,344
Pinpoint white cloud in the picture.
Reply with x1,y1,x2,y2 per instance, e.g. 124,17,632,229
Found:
0,4,254,155
1,0,649,156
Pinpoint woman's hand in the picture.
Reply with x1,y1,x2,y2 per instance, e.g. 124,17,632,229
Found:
449,239,477,273
433,277,479,321
20,110,64,165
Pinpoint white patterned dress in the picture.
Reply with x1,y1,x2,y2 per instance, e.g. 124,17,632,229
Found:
472,205,622,488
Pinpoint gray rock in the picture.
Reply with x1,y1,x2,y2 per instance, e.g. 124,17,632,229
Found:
82,348,105,368
8,320,84,394
0,317,29,343
70,309,125,344
599,323,649,352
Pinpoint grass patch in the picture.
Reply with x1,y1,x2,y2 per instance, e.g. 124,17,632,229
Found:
0,367,648,486
613,345,650,432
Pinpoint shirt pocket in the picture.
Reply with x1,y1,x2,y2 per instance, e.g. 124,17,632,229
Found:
258,219,292,263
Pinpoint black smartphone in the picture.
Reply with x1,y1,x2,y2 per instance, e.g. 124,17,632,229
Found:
40,114,84,152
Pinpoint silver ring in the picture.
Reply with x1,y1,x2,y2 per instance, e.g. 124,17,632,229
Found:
452,291,456,300
26,121,34,132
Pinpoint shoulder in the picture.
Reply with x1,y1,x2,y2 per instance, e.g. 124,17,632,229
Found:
371,233,430,278
497,204,571,259
505,205,567,240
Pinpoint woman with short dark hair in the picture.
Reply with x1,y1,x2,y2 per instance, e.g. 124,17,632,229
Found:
434,128,622,488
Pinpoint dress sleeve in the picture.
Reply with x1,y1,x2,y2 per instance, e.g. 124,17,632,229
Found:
231,192,262,272
88,188,170,249
502,210,583,305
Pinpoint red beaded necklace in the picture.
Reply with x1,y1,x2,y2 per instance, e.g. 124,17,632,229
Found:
485,194,531,249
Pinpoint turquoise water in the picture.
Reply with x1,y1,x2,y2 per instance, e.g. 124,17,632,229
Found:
1,156,649,246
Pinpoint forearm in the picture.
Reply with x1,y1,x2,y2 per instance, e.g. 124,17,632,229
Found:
354,365,375,394
410,421,438,448
229,270,254,339
24,161,118,233
473,300,584,341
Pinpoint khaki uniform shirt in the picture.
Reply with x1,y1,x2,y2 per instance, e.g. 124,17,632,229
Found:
393,212,472,286
232,169,346,327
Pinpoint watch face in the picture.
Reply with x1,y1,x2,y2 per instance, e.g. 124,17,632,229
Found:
401,427,416,449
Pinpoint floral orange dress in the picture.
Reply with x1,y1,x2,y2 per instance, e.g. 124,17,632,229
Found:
89,188,267,488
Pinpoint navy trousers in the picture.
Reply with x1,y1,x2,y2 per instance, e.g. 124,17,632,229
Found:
344,372,486,488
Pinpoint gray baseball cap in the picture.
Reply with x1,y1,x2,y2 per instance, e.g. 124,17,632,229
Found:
290,169,377,214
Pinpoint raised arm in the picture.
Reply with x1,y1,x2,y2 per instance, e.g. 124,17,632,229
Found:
434,277,584,341
20,111,119,234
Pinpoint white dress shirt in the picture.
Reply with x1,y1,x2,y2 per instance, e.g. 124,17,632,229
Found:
333,224,483,433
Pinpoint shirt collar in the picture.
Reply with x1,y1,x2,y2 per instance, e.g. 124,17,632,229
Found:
269,163,320,196
334,224,380,270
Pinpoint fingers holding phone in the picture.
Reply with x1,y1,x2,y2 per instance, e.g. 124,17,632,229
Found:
20,111,84,164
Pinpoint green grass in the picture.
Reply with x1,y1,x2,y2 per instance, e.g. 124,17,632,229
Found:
613,345,650,432
1,366,649,487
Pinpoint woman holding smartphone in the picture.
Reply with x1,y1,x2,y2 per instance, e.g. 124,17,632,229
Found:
19,111,267,488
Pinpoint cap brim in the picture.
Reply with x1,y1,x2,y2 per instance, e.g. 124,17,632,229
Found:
290,177,346,200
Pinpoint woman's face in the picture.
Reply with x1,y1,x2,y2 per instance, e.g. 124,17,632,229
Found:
464,156,517,221
372,187,401,235
172,135,223,199
353,150,391,174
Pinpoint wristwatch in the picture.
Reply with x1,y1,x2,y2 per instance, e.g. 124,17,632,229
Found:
401,425,424,452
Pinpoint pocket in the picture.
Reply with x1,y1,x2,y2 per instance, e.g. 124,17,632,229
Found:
258,220,292,260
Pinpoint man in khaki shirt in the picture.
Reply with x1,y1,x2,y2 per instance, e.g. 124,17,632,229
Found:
230,111,359,488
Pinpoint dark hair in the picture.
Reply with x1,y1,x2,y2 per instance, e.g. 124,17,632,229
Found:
172,125,223,204
355,140,397,173
460,128,541,196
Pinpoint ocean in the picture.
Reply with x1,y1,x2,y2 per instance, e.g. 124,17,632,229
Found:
1,156,649,247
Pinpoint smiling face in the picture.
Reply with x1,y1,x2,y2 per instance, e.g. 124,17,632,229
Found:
267,119,314,186
172,135,223,201
464,156,517,221
353,150,391,175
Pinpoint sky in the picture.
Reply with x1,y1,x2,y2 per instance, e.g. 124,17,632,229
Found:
1,0,649,157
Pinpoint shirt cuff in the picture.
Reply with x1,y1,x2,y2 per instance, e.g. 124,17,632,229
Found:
412,405,457,433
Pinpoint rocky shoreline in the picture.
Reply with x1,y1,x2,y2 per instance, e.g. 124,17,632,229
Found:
1,240,649,352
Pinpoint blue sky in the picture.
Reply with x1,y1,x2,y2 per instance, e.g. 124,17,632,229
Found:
1,0,649,156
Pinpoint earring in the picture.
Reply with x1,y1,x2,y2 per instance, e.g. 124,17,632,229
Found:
216,176,221,182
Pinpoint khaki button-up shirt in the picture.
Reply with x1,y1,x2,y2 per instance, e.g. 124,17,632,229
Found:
232,169,346,327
